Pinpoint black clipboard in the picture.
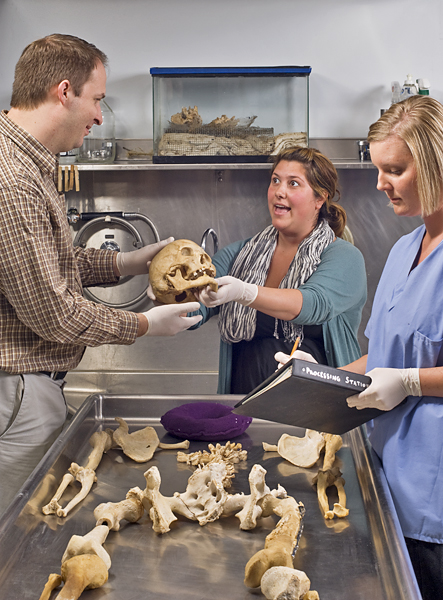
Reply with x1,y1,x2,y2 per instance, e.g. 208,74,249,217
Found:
233,359,383,435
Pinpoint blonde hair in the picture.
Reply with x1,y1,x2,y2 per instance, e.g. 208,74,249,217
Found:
11,34,108,110
368,95,443,216
271,146,347,238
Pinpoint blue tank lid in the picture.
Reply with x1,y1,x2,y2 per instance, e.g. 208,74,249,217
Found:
150,66,311,76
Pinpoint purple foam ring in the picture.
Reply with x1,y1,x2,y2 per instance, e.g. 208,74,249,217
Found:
160,402,252,441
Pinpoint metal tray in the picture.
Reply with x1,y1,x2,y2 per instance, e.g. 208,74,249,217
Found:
0,394,421,600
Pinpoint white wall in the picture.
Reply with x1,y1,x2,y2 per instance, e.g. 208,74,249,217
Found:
0,0,442,139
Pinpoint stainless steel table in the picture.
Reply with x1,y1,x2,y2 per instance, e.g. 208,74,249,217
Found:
0,394,422,599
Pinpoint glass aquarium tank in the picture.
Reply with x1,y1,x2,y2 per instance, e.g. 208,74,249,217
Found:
150,66,311,163
77,100,116,164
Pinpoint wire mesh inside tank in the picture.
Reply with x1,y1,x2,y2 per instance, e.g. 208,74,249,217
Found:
158,126,276,157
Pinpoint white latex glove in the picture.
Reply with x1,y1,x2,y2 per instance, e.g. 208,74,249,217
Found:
143,302,202,336
347,367,422,411
116,237,174,276
147,283,156,302
274,350,318,370
196,276,258,307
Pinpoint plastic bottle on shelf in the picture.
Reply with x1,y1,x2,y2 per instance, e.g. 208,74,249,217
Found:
399,74,418,101
417,78,430,96
77,100,116,163
391,81,402,104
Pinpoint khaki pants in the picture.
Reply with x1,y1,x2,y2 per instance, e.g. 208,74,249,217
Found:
0,372,67,516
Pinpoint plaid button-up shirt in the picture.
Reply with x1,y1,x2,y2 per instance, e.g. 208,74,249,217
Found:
0,111,139,374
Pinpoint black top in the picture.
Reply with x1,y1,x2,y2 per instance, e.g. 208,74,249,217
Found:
230,311,326,394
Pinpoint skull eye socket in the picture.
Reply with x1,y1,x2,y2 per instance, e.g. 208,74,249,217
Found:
180,247,193,256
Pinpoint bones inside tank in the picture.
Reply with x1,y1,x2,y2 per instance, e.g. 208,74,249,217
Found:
151,66,311,163
158,106,307,158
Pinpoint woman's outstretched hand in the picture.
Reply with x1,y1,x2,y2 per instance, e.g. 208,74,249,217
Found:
195,276,258,307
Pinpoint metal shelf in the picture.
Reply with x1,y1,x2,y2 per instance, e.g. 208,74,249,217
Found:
71,159,375,171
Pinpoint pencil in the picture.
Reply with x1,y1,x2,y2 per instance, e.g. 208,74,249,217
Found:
289,335,301,358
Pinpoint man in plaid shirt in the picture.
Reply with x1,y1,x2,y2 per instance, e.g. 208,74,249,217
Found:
0,34,201,514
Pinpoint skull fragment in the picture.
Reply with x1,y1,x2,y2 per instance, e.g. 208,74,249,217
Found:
149,239,218,304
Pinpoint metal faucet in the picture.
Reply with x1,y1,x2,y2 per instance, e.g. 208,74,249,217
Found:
200,228,219,256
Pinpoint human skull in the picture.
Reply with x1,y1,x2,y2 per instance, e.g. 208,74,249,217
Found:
149,239,218,304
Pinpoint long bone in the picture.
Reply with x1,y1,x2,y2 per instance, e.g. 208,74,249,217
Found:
38,573,62,600
332,474,349,518
94,487,145,531
244,496,305,588
313,433,349,519
61,525,111,570
322,433,343,471
85,430,113,471
56,463,97,518
42,430,113,517
42,472,75,516
112,417,189,463
313,466,349,519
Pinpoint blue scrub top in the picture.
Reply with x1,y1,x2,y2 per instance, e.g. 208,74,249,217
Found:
366,224,443,543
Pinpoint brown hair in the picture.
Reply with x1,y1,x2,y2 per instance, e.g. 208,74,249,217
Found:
10,34,108,110
271,146,347,237
368,95,443,217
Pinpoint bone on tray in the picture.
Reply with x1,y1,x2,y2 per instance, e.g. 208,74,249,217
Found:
39,427,323,599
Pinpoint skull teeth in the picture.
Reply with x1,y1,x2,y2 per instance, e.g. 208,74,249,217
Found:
190,268,214,280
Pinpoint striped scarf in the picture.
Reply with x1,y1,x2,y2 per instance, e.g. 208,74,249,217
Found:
218,219,334,344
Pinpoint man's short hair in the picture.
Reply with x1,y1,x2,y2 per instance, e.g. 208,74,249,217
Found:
10,34,108,110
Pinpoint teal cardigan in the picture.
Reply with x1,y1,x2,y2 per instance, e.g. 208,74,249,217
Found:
192,237,367,394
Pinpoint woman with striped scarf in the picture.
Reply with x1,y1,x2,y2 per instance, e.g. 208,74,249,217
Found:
195,146,367,395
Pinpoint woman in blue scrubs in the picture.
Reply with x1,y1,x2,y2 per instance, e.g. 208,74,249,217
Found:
344,95,443,600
